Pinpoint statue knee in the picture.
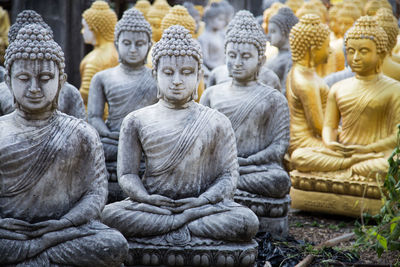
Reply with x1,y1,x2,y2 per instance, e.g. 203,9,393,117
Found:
95,229,128,265
237,208,259,241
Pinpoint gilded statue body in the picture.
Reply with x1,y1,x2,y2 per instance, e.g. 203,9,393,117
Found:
286,14,330,155
290,16,400,216
88,8,157,185
0,24,128,266
201,11,290,236
80,1,118,108
102,26,259,266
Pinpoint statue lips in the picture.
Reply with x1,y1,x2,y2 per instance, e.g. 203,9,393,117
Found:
169,87,185,94
25,94,44,103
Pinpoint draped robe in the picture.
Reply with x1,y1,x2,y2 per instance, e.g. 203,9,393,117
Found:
0,111,127,266
102,102,258,244
200,82,291,198
0,82,13,116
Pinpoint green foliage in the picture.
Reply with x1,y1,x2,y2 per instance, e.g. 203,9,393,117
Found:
355,125,400,261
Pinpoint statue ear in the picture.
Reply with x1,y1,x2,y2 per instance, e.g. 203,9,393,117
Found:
4,73,11,93
192,68,203,101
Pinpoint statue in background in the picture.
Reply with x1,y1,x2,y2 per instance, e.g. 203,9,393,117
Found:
183,2,203,37
146,0,170,43
88,8,157,197
201,10,291,237
285,0,304,14
134,0,151,19
0,23,128,266
0,6,9,65
80,0,118,109
290,16,400,216
102,25,259,267
262,2,285,62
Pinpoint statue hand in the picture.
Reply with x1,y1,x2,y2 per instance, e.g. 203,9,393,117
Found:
24,218,73,238
107,131,120,140
325,141,355,157
171,196,208,213
238,156,251,166
143,194,176,208
346,145,371,154
0,218,37,231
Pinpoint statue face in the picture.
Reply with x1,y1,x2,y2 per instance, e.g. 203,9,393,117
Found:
267,22,286,49
81,18,96,45
157,55,199,105
329,18,339,37
10,59,59,112
312,36,330,65
149,17,162,42
338,17,354,37
226,42,260,82
346,38,380,76
117,31,150,67
211,13,226,31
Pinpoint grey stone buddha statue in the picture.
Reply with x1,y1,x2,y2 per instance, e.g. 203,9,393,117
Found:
266,7,298,95
101,25,259,267
0,23,128,266
87,8,157,191
0,10,85,120
201,10,291,237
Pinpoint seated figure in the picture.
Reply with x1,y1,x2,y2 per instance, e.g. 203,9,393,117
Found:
290,16,400,216
0,24,128,266
266,7,298,95
201,11,290,236
102,25,259,266
88,8,157,187
286,14,330,156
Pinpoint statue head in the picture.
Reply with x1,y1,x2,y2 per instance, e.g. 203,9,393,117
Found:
375,8,398,54
336,3,361,38
152,25,203,105
82,0,117,45
225,10,267,83
328,4,342,38
267,7,298,49
219,1,235,27
134,0,151,19
262,2,285,34
5,24,66,113
114,8,152,68
147,0,171,42
345,15,388,76
183,2,201,35
296,2,324,22
203,3,226,31
161,5,196,38
8,10,53,44
364,0,392,16
289,14,330,66
285,0,304,14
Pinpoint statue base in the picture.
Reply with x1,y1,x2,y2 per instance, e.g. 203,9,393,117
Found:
290,187,382,217
234,190,290,237
124,240,258,267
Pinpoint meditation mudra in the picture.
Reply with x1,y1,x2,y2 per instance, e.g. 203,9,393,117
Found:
290,16,400,216
201,10,291,235
88,8,157,182
0,24,128,266
102,25,259,266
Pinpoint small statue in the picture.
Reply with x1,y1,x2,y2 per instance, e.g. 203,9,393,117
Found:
0,6,9,65
88,8,157,192
0,23,128,266
290,16,400,216
0,10,86,120
80,0,118,108
201,10,291,236
102,25,259,266
266,7,298,94
134,0,151,19
286,14,330,155
183,2,203,37
198,2,226,70
285,0,304,14
146,0,170,43
262,2,285,61
364,0,392,16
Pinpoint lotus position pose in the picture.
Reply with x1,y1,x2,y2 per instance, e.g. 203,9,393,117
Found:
88,8,157,176
102,25,258,245
286,14,330,155
291,16,400,191
0,24,128,266
201,10,290,205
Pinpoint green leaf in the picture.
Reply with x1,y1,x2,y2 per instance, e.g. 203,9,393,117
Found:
376,234,388,250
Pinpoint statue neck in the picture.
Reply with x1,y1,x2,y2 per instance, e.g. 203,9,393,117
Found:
119,63,146,74
159,98,193,110
296,52,316,69
355,72,380,82
14,108,57,127
232,78,258,88
94,35,111,48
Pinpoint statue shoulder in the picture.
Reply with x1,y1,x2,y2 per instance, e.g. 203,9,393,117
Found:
58,113,100,144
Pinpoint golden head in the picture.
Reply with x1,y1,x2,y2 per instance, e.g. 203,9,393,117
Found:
147,0,170,42
82,0,117,42
289,14,330,63
337,3,362,38
328,5,340,37
296,2,324,21
161,5,196,38
285,0,304,14
134,0,151,19
262,2,286,34
309,0,328,22
364,0,392,16
375,8,398,53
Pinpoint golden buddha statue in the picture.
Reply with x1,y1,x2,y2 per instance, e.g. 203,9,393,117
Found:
146,0,170,43
376,8,400,81
287,14,330,155
285,0,304,14
0,6,9,65
290,16,400,217
328,4,342,41
295,2,324,20
134,0,151,19
364,0,392,16
262,2,285,60
309,0,328,23
80,0,118,110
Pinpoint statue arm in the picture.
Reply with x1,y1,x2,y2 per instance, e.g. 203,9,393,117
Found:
80,63,100,103
322,88,341,146
199,87,211,107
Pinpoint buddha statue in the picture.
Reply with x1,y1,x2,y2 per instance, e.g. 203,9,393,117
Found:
198,2,226,71
134,0,151,19
0,23,128,266
290,16,400,217
266,7,298,94
0,6,9,65
80,0,118,109
88,8,157,197
201,10,291,236
219,0,235,28
147,0,170,43
0,10,86,120
376,8,400,81
101,25,259,266
262,2,285,61
285,0,304,14
183,2,203,37
364,0,392,16
328,5,341,41
287,14,330,155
